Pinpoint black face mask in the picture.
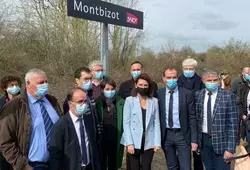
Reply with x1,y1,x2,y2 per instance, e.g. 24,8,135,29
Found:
136,87,149,96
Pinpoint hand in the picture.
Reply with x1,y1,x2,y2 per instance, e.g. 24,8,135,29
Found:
24,164,33,170
242,115,247,120
127,145,135,154
154,146,161,152
191,143,198,152
224,151,234,163
235,146,250,170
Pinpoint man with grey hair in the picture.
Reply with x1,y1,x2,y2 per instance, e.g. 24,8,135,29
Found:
89,60,104,99
196,68,239,170
177,57,204,170
0,68,63,170
231,67,250,99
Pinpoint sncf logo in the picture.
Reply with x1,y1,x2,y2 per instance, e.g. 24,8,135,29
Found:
126,12,138,25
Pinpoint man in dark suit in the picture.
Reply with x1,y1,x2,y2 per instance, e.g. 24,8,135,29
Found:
177,57,204,170
118,61,158,99
62,67,100,135
49,88,100,170
157,68,198,170
196,68,239,170
231,67,250,143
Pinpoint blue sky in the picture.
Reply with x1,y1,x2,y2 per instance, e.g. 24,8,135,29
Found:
139,0,250,52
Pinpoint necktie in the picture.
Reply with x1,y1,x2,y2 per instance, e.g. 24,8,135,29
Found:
207,92,212,136
78,118,88,165
168,90,174,128
39,100,53,148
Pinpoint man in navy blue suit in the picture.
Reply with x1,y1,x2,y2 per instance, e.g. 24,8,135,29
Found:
177,57,204,170
157,68,198,170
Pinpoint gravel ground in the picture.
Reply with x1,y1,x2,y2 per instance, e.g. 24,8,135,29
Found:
120,142,247,170
121,150,167,170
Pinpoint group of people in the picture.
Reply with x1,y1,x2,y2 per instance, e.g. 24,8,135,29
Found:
0,58,249,170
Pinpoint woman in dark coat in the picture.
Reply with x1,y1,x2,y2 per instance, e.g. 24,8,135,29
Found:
95,77,124,170
0,75,22,170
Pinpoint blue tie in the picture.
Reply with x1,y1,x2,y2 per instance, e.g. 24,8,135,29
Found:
78,118,88,165
39,100,53,149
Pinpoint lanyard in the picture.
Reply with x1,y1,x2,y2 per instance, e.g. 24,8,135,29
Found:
225,153,250,161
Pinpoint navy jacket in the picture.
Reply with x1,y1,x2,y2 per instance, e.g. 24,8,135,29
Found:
177,73,205,93
49,113,101,170
157,87,197,145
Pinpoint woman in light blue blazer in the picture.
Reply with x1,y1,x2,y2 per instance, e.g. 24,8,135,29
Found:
120,73,161,170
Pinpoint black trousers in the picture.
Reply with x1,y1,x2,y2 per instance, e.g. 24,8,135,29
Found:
193,151,204,170
163,129,191,170
126,153,132,170
29,162,49,170
127,149,154,170
0,152,12,170
101,139,117,170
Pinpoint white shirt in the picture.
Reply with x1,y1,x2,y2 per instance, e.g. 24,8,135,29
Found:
203,90,218,133
247,91,250,115
69,111,90,166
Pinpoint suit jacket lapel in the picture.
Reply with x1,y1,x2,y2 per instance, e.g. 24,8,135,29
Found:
198,89,205,129
200,89,205,116
83,113,94,160
65,113,81,158
145,98,152,129
160,88,166,128
134,97,143,125
212,88,222,122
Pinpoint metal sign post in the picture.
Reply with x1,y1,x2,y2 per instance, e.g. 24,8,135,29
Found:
100,23,109,75
67,0,143,75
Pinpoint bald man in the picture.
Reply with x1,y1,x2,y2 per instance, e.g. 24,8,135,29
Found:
231,67,250,95
49,88,100,170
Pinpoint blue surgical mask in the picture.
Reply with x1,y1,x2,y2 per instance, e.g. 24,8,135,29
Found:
166,79,177,89
95,71,104,80
35,83,48,97
132,71,141,79
183,70,195,78
205,82,218,92
7,86,20,95
75,103,88,116
82,81,92,91
104,90,116,99
244,74,250,81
